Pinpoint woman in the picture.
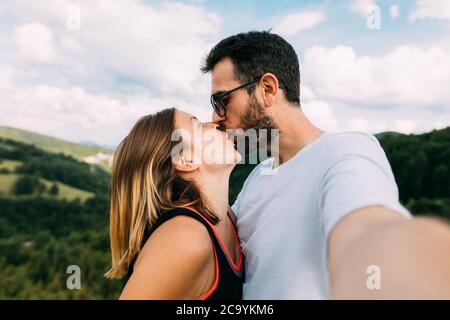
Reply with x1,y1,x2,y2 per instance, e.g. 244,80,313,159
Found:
105,108,244,300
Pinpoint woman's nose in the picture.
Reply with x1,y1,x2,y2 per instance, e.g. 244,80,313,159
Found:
212,110,226,124
205,122,218,130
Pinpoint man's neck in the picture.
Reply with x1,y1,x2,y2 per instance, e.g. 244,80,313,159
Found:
272,106,324,166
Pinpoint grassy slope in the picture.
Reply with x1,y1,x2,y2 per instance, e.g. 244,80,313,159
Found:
0,174,18,194
0,173,94,202
0,126,113,161
0,159,22,171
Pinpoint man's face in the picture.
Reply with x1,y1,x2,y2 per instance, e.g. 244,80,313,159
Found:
210,57,278,134
210,58,279,156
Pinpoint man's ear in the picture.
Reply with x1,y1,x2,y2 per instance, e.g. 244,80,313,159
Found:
260,73,279,107
172,156,200,173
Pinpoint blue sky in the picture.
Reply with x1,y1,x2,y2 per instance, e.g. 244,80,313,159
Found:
0,0,450,147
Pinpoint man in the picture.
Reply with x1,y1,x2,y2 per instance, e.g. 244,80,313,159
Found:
201,31,450,299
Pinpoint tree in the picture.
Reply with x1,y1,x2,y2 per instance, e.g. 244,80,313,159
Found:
49,183,59,196
12,176,38,195
429,165,449,197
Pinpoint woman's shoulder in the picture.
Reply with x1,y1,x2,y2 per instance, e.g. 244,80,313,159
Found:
121,213,216,299
135,213,213,270
153,213,212,249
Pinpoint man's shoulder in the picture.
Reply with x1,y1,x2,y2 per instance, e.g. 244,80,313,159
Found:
325,131,379,147
312,131,390,179
319,131,383,159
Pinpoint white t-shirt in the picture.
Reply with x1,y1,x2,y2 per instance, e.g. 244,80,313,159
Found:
232,131,412,299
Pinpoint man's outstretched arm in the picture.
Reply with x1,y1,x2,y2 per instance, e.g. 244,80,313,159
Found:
328,205,450,299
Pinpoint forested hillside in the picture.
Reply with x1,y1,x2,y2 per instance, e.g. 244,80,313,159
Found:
379,128,450,218
0,138,123,299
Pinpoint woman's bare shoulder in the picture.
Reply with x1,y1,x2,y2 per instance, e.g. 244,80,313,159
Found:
120,215,214,299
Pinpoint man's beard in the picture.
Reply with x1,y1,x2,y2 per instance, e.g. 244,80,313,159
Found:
239,94,277,132
237,94,279,156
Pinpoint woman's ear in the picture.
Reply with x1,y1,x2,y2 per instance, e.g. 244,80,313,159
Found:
173,156,200,173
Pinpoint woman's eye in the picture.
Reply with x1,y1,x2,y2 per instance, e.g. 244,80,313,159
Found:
222,97,230,106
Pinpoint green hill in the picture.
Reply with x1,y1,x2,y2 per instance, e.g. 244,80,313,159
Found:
0,137,98,203
0,126,113,169
0,173,94,202
0,136,121,299
0,159,22,171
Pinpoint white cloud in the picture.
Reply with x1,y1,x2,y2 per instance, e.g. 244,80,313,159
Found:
302,100,339,132
390,4,400,20
0,63,14,93
301,42,450,135
300,85,316,101
345,117,371,132
302,44,450,108
300,97,443,135
392,119,417,133
2,0,221,96
343,118,440,134
274,10,325,37
303,106,448,135
350,0,376,17
0,80,210,147
13,22,57,64
410,0,450,22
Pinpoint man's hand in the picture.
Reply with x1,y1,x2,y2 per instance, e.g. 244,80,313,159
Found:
328,205,450,299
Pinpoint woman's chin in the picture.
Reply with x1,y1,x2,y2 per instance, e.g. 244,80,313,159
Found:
233,150,242,164
221,151,242,167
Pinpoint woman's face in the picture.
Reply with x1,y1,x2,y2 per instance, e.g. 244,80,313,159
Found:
173,111,241,171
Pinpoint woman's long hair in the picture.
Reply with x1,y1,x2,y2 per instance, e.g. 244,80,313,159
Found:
105,108,219,279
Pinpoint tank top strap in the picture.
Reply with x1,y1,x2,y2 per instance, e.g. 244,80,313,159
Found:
155,207,218,242
153,207,226,270
158,207,243,272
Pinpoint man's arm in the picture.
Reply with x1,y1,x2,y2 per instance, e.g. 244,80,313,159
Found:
328,205,450,299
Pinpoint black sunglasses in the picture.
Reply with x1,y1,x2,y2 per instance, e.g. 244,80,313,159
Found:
210,75,286,117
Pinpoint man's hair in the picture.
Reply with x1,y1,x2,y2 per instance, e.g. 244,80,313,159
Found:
201,30,300,106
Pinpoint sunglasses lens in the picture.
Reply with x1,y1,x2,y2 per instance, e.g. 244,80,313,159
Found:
211,95,225,116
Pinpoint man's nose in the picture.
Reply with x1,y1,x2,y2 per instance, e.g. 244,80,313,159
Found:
212,110,225,124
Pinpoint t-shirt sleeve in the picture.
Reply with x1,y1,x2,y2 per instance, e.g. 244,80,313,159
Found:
316,132,411,240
